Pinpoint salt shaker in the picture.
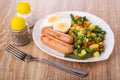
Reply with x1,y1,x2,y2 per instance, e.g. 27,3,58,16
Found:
16,1,35,28
10,16,31,46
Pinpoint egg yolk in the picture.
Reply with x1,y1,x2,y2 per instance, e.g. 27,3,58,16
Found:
16,1,31,14
57,23,68,30
48,16,59,23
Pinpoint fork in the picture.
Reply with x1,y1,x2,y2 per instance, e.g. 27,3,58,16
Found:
6,44,88,77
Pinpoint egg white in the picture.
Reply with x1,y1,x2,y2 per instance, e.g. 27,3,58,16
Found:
53,18,71,33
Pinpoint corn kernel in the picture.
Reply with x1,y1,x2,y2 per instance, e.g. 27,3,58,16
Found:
89,24,95,29
78,50,87,57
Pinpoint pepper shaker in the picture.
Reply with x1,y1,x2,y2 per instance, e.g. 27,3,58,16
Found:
10,16,31,46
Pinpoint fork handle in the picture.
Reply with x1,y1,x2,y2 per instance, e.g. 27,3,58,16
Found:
37,58,88,77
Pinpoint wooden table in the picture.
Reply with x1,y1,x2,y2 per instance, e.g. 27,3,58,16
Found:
0,0,120,80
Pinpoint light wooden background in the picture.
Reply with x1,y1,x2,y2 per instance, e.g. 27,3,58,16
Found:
0,0,120,80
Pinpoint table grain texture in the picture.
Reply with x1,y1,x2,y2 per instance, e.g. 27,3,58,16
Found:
0,0,120,80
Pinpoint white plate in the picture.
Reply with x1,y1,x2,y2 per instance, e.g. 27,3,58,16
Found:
32,11,114,62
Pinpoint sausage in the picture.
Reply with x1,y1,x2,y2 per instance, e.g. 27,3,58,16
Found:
41,27,73,44
41,35,73,54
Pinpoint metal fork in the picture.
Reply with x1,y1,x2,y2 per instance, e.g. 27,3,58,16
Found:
6,44,88,77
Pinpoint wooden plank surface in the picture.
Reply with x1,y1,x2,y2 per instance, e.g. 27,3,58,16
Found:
0,0,120,80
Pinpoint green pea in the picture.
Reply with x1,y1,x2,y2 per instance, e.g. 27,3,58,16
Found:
77,39,82,44
78,21,83,25
87,34,92,38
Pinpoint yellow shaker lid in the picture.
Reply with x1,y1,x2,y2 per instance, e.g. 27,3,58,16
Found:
11,16,26,31
16,1,31,14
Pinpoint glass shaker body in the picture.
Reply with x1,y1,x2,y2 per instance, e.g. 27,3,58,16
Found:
11,27,31,46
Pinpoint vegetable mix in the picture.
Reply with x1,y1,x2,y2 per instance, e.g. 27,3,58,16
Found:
65,14,106,60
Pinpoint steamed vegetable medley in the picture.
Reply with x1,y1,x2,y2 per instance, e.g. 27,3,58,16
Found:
65,14,106,60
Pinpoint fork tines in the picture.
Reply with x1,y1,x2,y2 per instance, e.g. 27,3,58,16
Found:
6,44,27,61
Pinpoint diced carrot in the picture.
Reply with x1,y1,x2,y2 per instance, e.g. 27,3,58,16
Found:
99,42,104,47
68,31,72,35
73,40,76,44
96,47,99,51
80,26,83,28
76,23,80,26
83,21,90,26
83,21,87,26
91,41,96,44
81,42,84,46
75,16,80,18
87,30,91,34
87,42,92,46
90,54,94,58
99,48,103,52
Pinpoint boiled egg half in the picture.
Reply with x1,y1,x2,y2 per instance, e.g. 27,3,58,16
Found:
42,15,60,26
53,18,71,33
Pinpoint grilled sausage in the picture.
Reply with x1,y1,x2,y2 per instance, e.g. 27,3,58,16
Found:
41,27,73,44
41,35,73,54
